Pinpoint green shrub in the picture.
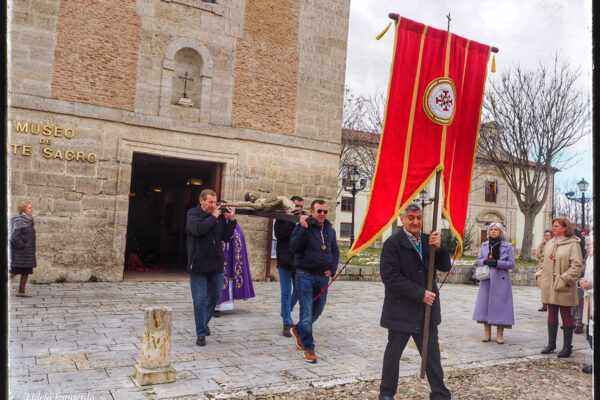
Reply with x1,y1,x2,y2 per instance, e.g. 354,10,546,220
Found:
55,276,66,283
442,224,475,255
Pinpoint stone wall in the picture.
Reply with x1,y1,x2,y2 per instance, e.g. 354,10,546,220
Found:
8,0,350,283
336,264,539,286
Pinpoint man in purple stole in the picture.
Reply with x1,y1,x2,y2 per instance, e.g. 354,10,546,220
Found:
214,223,255,315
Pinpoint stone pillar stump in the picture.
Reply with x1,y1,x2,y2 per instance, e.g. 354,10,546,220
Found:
134,306,176,385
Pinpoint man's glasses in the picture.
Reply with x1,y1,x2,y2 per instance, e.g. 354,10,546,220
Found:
316,209,328,214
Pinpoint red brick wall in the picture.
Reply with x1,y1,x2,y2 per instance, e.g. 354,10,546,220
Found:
51,0,141,111
231,0,300,135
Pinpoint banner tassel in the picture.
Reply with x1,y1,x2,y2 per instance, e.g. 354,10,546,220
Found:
491,54,496,73
376,22,392,40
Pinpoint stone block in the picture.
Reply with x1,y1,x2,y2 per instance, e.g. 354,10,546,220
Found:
134,363,176,386
48,174,75,189
10,184,27,196
53,200,82,213
82,196,115,210
28,184,64,198
21,171,47,185
75,177,103,195
64,191,83,201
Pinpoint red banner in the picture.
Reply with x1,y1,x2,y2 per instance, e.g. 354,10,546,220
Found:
348,17,490,258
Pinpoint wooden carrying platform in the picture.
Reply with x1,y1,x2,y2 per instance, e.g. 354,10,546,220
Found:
219,208,315,224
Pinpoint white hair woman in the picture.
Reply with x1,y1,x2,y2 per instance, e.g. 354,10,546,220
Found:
472,222,515,344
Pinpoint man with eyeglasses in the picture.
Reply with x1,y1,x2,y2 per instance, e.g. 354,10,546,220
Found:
289,199,339,363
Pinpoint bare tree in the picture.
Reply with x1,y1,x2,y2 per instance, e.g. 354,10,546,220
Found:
553,178,593,229
338,88,385,198
478,56,590,259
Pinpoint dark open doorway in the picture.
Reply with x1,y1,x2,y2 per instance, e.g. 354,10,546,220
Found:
124,153,222,276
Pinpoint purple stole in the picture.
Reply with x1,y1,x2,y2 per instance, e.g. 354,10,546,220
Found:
218,223,255,304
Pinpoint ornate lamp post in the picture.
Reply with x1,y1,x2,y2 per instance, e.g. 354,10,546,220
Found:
565,178,591,230
413,189,435,232
343,167,367,247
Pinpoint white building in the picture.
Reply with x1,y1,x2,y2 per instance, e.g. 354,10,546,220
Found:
336,129,556,257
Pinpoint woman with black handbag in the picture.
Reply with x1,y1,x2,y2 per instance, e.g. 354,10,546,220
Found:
472,222,515,344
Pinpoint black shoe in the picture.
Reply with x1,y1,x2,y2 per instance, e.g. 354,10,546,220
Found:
582,365,593,374
557,326,574,358
541,323,558,354
213,310,221,318
379,395,395,400
574,324,584,334
196,337,206,346
206,327,211,336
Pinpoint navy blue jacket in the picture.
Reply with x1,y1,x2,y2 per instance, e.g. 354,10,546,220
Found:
290,219,339,274
186,205,236,274
380,229,451,334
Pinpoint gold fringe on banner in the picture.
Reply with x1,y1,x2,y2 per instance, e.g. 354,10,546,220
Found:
376,22,392,40
491,54,496,73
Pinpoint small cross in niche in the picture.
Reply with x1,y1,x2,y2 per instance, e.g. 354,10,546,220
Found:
178,72,194,99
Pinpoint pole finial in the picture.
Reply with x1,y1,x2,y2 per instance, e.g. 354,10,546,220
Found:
446,13,451,31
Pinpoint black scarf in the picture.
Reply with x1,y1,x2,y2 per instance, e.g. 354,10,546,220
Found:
488,236,501,260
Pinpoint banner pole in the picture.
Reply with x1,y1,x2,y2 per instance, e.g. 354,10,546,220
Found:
419,170,441,379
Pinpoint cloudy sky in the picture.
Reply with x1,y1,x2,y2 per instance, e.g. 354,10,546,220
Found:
344,0,593,192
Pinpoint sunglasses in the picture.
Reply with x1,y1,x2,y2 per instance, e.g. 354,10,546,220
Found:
316,209,328,214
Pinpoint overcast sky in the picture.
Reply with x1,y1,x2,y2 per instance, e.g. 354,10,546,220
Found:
344,0,593,193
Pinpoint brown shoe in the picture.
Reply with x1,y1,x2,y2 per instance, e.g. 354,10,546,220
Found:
291,326,305,350
304,349,317,363
574,324,584,334
283,324,292,337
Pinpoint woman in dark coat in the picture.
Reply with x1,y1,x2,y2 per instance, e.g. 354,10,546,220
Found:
10,202,36,297
473,222,515,344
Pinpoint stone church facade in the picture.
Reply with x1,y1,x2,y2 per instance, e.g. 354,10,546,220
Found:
8,0,351,282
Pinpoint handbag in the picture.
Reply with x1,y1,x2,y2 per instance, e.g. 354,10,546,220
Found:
474,265,490,281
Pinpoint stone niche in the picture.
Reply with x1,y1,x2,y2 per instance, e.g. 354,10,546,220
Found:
159,39,213,122
171,48,203,108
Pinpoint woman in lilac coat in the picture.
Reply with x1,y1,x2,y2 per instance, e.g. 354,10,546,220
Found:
473,222,515,344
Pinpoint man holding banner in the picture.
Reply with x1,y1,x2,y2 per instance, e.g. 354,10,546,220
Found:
345,13,493,400
378,203,451,400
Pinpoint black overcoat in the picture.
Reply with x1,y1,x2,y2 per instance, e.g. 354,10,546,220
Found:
186,205,236,275
380,229,451,334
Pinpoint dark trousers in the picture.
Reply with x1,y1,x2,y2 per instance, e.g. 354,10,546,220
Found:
380,326,451,400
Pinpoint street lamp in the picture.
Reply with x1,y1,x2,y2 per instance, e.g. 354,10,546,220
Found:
343,167,367,246
413,189,435,231
565,178,591,230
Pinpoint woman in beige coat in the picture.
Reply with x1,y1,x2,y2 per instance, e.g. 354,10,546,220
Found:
536,218,583,358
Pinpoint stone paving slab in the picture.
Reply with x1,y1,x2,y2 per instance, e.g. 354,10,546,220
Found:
8,281,591,399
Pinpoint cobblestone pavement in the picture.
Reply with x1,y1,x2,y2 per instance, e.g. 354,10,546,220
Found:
8,281,593,399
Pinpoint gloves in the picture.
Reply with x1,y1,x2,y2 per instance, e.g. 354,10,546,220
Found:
483,259,497,267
